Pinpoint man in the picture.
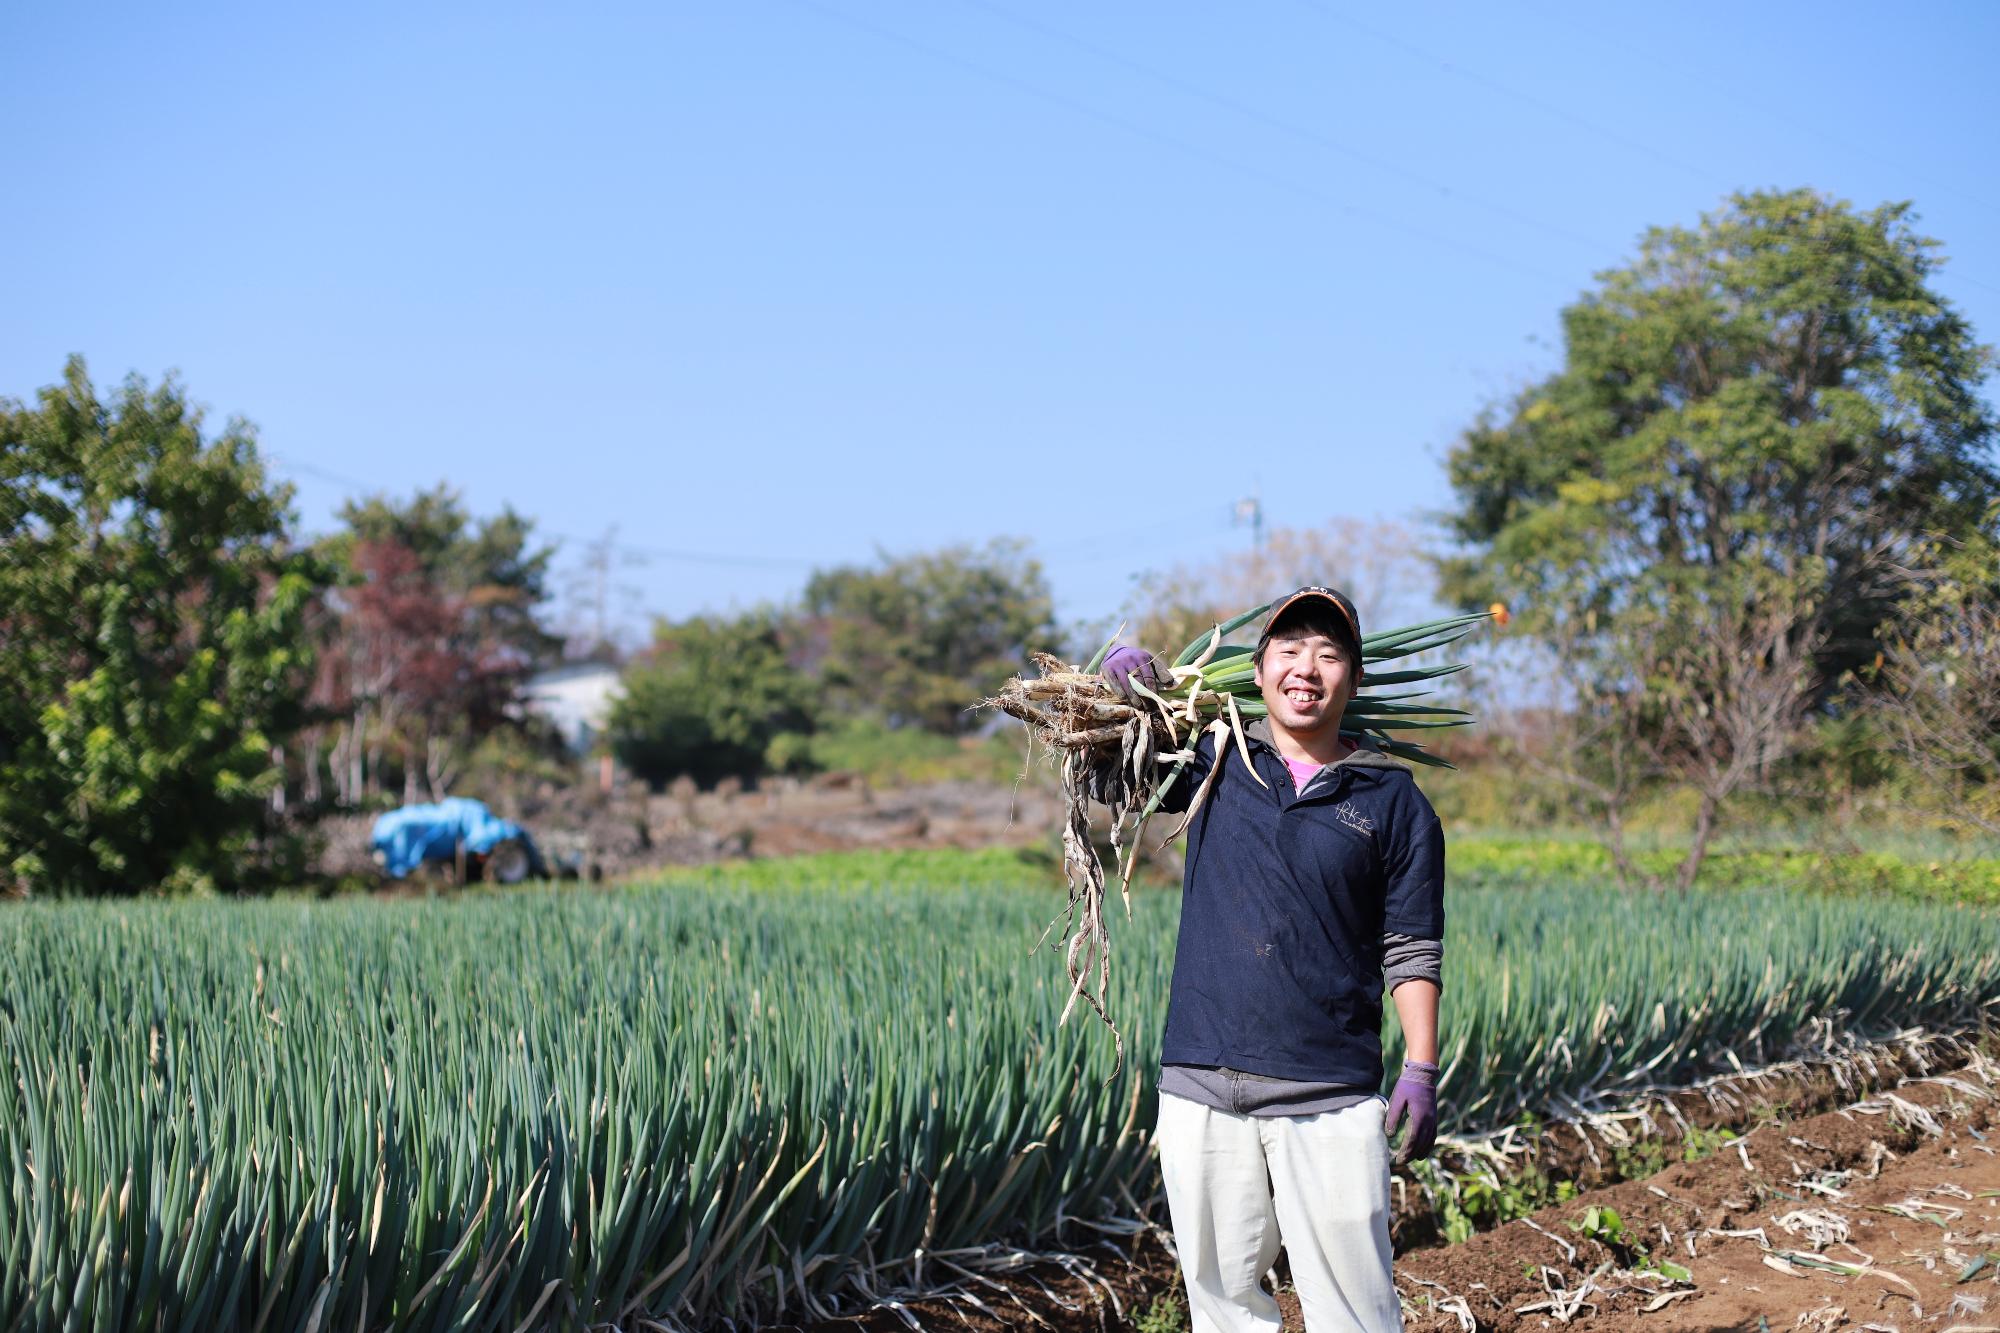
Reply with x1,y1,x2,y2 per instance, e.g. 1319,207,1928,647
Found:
1102,586,1442,1333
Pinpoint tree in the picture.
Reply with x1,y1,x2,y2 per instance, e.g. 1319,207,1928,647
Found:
608,612,815,787
307,486,557,806
800,541,1057,734
1515,586,1825,889
1865,513,2000,835
0,357,334,895
330,487,557,665
1440,190,1997,885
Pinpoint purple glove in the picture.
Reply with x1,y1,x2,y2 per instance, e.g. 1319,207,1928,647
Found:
1100,646,1163,699
1384,1060,1439,1164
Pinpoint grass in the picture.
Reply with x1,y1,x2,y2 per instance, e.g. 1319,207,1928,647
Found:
675,844,1057,891
676,822,2000,906
1451,837,2000,904
788,718,1034,787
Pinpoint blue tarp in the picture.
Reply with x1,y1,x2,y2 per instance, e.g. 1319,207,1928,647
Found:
370,798,534,879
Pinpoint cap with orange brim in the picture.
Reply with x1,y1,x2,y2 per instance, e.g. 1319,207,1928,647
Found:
1256,586,1364,671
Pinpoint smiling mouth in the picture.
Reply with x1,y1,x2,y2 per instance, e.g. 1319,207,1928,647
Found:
1284,688,1322,706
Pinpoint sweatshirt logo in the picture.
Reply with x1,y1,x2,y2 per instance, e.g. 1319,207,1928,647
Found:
1332,801,1375,838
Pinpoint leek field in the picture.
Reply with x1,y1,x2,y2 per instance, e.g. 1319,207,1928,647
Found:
4,851,1999,1331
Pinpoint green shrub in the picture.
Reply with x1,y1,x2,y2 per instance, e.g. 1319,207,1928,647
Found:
610,611,815,787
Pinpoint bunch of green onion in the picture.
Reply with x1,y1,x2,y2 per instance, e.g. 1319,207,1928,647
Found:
1091,601,1489,760
993,601,1493,1067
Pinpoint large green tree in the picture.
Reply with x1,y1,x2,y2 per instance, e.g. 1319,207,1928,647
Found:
801,540,1057,734
608,612,815,788
1441,190,1997,883
0,358,333,895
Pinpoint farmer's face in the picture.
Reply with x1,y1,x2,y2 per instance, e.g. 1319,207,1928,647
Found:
1254,631,1356,741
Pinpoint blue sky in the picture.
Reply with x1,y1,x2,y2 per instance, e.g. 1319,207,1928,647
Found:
5,1,1996,639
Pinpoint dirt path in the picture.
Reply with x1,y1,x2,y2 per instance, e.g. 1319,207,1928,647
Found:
1398,1056,2000,1332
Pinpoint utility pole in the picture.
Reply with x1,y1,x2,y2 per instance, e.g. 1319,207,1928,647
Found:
1233,490,1264,551
564,526,643,660
585,530,612,650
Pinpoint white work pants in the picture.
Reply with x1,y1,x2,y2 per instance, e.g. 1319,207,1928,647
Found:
1156,1092,1400,1333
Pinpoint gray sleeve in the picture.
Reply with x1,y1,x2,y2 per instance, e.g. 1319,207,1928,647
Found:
1383,930,1443,994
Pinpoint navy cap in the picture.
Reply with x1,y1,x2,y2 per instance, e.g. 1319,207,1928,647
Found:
1257,586,1363,664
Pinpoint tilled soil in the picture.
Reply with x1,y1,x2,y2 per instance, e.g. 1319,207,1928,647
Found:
1398,1057,2000,1332
314,775,1080,884
1392,1035,1967,1253
765,1053,2000,1333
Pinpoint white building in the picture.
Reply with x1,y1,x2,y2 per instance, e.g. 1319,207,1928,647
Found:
521,663,625,754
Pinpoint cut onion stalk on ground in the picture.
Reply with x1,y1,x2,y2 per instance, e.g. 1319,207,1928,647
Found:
990,603,1493,1069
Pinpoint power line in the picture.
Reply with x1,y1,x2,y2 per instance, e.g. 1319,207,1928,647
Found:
267,453,818,571
956,0,1619,260
270,450,1172,575
1518,0,1999,217
1036,503,1230,561
775,0,1577,285
1287,0,1725,188
1949,271,2000,298
266,454,381,496
1284,2,2000,296
565,537,815,572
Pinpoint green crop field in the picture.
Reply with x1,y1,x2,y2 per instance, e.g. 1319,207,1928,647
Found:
4,850,1998,1331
